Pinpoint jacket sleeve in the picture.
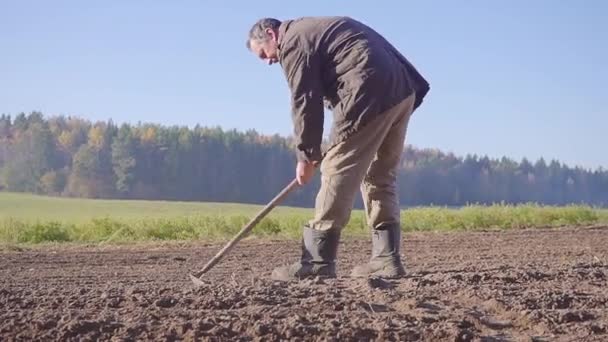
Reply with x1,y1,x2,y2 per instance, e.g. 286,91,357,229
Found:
280,44,324,164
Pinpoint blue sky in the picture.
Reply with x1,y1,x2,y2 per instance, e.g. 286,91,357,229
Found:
1,1,606,170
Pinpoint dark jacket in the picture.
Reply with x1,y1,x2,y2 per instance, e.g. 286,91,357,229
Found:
277,16,430,163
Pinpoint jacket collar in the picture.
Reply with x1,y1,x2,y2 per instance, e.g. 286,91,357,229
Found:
277,20,292,58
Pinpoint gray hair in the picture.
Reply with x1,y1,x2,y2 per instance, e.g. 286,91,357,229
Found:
246,17,282,50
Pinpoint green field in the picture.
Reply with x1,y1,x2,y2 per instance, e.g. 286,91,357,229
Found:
1,192,607,244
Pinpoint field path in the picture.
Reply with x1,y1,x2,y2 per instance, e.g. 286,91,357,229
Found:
2,226,607,341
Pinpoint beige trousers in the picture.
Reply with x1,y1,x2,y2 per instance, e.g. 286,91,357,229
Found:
308,92,416,231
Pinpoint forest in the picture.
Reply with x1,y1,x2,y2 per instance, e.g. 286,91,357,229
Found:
1,112,606,208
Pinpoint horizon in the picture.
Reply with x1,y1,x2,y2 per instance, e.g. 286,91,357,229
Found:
1,1,606,170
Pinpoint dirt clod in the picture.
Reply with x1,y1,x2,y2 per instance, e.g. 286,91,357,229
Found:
366,277,394,289
155,296,178,308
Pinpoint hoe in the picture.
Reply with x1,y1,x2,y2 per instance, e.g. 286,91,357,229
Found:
189,177,300,286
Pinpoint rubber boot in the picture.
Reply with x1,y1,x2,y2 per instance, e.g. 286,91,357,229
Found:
351,224,406,278
271,226,340,281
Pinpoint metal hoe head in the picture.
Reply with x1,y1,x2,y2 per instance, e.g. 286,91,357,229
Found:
189,273,207,287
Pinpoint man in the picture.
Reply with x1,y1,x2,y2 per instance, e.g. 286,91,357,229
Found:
246,16,430,280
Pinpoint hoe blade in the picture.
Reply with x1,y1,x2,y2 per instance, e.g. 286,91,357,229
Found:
189,273,207,287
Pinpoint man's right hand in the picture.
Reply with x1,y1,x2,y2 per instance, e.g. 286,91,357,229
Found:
296,161,316,185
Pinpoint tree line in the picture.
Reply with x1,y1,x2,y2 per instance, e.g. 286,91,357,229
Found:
1,112,606,208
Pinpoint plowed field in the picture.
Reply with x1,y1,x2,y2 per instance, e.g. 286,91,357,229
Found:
2,226,607,341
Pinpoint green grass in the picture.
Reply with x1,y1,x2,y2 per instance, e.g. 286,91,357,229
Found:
1,192,607,244
597,208,608,222
0,191,311,223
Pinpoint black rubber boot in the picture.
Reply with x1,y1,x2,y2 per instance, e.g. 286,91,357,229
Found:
351,224,406,278
271,226,340,281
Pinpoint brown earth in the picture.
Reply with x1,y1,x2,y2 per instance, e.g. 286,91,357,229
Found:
1,226,607,341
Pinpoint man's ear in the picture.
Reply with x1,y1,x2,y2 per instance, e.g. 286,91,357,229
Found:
266,28,277,42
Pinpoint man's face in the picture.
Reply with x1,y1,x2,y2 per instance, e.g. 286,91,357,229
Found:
249,29,279,65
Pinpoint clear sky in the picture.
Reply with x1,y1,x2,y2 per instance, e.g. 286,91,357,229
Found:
1,1,606,170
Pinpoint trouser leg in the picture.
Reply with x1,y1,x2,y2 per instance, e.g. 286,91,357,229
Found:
361,94,414,229
352,93,416,278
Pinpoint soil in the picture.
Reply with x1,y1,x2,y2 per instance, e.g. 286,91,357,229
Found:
1,226,607,341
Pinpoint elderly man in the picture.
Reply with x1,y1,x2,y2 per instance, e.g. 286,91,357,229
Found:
246,16,430,280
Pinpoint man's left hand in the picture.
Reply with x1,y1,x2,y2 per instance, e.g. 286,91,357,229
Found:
296,161,316,185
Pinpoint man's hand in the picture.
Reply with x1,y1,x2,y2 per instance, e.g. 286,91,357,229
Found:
296,160,317,185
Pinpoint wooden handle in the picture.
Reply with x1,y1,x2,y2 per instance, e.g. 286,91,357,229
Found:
190,178,300,279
